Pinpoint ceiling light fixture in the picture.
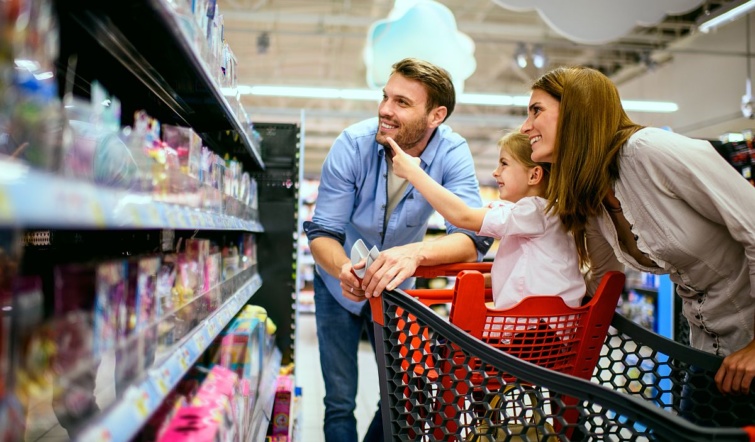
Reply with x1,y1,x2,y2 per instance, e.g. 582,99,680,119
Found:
256,32,270,54
531,44,547,69
222,86,679,113
514,42,528,68
698,0,755,33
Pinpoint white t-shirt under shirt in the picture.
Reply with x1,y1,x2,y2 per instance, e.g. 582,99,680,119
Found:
478,196,585,310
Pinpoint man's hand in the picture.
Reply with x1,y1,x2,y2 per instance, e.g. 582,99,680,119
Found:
361,243,422,298
715,339,755,394
340,260,367,302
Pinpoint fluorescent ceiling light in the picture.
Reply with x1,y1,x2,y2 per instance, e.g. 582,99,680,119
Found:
698,0,755,33
621,100,679,113
226,85,678,113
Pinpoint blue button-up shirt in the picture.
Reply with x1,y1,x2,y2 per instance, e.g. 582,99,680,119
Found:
304,117,493,314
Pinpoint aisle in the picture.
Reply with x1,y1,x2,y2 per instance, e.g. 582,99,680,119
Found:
296,312,381,442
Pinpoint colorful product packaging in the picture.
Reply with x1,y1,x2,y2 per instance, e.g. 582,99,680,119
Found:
270,374,294,438
156,406,224,442
162,124,202,180
185,238,210,293
216,317,262,381
94,260,128,359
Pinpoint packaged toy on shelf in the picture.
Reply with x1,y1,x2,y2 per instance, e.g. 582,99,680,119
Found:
269,374,293,440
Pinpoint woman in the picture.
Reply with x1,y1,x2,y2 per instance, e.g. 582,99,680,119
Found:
519,66,755,399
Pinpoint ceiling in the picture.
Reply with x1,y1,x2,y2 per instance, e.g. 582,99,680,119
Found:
217,0,751,184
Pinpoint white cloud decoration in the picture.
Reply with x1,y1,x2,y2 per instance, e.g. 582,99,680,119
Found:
492,0,704,45
363,0,476,93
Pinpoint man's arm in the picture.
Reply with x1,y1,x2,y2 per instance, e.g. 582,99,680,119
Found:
305,227,366,303
360,232,477,298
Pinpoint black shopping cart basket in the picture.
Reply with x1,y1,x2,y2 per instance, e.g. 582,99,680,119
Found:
368,264,755,441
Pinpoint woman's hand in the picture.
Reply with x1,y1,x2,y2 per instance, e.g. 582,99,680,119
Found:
387,137,420,179
715,339,755,394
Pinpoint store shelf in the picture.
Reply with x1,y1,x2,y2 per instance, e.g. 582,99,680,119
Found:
0,160,262,230
249,345,283,441
75,272,263,442
59,0,263,170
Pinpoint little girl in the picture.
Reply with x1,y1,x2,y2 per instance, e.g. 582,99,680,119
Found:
388,131,585,309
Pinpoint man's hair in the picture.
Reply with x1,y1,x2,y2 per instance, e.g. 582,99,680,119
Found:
391,58,456,121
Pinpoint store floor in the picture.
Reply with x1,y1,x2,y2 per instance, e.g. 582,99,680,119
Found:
296,312,381,442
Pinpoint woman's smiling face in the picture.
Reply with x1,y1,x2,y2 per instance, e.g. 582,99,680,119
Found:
520,88,560,163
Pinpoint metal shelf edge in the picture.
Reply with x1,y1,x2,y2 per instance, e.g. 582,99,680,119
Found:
0,162,262,231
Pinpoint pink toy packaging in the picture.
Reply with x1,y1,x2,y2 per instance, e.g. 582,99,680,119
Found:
271,374,293,438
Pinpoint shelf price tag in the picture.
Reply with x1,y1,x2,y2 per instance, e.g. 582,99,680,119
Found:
147,204,162,225
179,346,193,371
194,329,207,351
165,207,179,227
90,198,107,227
129,205,142,227
178,350,189,371
133,389,151,419
151,367,172,396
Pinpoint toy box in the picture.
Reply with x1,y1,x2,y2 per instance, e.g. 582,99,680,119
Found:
270,374,293,438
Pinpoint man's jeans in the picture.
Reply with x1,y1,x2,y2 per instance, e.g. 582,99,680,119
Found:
314,272,383,442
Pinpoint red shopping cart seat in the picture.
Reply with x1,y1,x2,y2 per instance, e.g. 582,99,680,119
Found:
446,268,625,383
401,263,623,381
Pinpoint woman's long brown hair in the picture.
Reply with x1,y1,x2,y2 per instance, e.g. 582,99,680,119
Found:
532,67,643,267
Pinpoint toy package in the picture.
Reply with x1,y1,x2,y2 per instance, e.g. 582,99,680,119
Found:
240,233,256,271
270,374,294,439
206,253,221,293
215,316,262,381
93,260,128,359
162,125,202,180
156,254,178,355
119,256,160,387
157,365,240,442
134,256,160,334
51,263,101,434
185,238,210,293
156,406,224,442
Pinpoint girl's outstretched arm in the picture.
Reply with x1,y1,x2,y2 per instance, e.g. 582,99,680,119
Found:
388,137,487,231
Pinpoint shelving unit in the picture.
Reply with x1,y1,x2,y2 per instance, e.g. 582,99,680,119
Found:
57,0,263,171
76,273,262,442
0,1,300,441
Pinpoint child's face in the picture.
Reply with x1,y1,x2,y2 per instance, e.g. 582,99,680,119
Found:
492,149,533,202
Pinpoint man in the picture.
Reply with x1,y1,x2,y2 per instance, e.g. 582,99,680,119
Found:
303,58,492,442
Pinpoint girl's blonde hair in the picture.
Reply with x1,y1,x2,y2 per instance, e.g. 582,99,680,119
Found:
497,131,551,187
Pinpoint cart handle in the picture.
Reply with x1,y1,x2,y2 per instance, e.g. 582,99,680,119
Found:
407,262,493,306
369,262,493,324
411,262,492,278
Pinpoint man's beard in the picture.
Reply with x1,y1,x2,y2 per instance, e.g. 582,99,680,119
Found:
376,116,428,152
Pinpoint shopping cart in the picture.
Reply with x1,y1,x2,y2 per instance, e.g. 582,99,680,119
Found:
369,264,755,441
